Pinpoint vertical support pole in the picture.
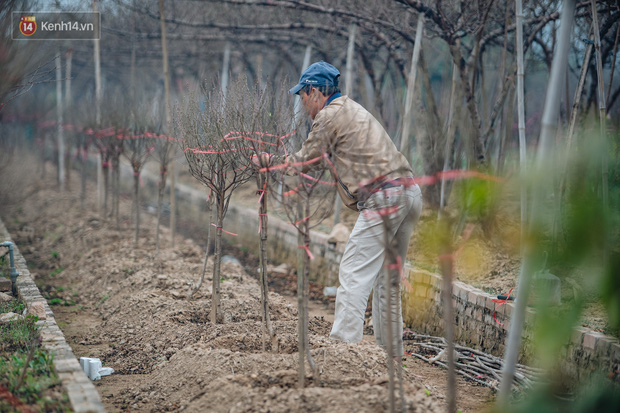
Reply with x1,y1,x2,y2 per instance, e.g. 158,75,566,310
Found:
332,25,357,227
221,42,231,103
590,0,609,263
56,52,65,191
498,0,576,406
93,0,103,209
516,0,527,238
400,15,425,158
159,0,175,247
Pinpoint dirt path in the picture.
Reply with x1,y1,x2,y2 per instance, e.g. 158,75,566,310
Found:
2,163,494,412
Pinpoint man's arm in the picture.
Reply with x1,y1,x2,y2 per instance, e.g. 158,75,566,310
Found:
286,113,332,173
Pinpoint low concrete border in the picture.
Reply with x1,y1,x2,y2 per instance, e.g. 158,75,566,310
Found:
0,218,105,413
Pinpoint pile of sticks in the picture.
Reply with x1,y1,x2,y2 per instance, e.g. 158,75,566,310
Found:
403,332,545,391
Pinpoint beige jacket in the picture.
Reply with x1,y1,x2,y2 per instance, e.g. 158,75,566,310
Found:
288,96,413,211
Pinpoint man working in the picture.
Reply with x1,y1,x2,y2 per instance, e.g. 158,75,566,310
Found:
260,61,423,357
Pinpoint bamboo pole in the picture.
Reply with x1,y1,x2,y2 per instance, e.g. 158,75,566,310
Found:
498,0,576,406
439,41,460,218
56,52,65,192
590,0,609,260
221,42,231,102
286,46,312,208
64,49,72,187
516,0,527,238
159,0,176,247
93,0,103,209
332,25,357,227
400,15,424,158
293,45,312,129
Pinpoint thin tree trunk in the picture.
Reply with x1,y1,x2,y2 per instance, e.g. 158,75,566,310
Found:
440,246,457,413
156,166,166,255
169,158,176,246
103,156,109,217
188,205,214,300
384,247,395,413
296,211,306,388
606,22,620,110
56,52,65,192
302,214,317,383
258,174,277,351
133,171,140,244
97,152,103,212
114,156,121,230
498,0,576,405
211,196,224,324
80,142,87,210
449,42,486,165
492,2,510,170
400,15,424,158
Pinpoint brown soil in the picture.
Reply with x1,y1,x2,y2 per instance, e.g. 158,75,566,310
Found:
0,158,495,412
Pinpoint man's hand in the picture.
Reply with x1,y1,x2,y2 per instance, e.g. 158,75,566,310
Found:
251,152,273,168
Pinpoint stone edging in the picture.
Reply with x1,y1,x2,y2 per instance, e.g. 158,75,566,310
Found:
0,218,105,413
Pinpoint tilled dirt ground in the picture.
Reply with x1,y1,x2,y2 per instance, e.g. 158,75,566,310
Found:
1,162,493,412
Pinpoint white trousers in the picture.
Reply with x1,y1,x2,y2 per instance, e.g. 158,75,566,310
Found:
329,184,422,356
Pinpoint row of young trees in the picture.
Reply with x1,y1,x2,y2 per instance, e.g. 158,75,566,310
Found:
2,0,620,411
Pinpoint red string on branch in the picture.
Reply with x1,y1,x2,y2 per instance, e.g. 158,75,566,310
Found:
300,172,336,186
185,146,254,154
298,245,314,260
258,155,323,173
211,223,237,236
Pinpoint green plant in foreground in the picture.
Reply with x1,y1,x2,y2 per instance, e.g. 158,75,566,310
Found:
0,296,71,412
49,267,64,277
0,315,38,353
0,347,71,412
0,299,26,315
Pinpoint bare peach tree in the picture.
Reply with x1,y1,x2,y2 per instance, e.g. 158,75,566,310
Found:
264,143,337,387
245,83,293,352
177,78,272,324
122,106,159,245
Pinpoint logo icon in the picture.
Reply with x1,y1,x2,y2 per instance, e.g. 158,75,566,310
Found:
19,16,37,36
